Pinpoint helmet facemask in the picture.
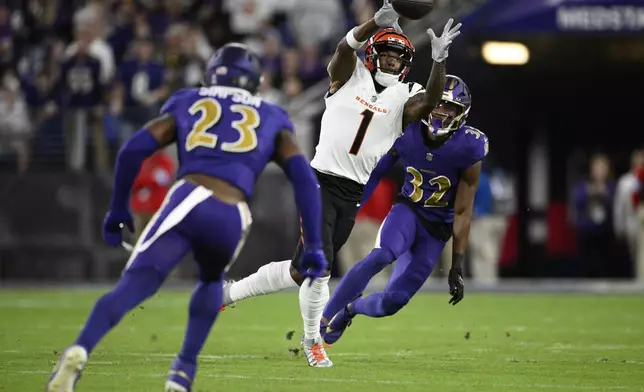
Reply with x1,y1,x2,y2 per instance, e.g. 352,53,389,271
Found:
364,30,414,88
423,75,472,137
423,100,469,137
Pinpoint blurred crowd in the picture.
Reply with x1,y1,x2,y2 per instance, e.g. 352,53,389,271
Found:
4,1,639,282
0,0,382,174
571,148,644,279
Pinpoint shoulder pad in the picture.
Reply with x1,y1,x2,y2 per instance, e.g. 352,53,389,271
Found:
462,126,489,164
160,89,190,115
463,126,487,142
266,102,295,134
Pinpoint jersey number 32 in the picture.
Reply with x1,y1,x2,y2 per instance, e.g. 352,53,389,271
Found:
406,167,451,208
185,97,260,153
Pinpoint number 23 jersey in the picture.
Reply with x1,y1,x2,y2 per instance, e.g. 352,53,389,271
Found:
394,121,489,223
161,86,294,199
311,58,424,185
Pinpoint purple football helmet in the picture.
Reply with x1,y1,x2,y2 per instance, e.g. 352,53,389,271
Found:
204,43,262,94
423,75,472,136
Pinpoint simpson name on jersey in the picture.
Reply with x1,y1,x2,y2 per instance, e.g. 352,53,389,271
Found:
311,57,424,185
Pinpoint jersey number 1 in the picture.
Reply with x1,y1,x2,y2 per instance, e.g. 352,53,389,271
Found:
349,109,374,155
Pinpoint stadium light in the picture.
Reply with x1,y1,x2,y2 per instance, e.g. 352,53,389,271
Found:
481,41,530,65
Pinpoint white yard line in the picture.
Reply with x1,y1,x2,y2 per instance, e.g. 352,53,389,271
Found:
2,350,422,360
3,316,640,336
16,370,632,390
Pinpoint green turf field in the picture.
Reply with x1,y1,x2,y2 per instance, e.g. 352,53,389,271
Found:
1,290,643,391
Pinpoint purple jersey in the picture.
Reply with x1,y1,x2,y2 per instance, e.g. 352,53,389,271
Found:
161,86,294,198
394,121,488,223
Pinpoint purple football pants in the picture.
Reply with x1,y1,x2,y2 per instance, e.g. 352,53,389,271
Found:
324,203,447,319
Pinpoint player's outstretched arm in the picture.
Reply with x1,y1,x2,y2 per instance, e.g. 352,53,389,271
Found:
361,147,400,206
103,114,176,247
273,131,328,280
449,160,482,305
109,114,176,211
328,0,400,94
403,19,462,126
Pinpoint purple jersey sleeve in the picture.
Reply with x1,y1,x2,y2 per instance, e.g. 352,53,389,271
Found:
270,104,295,134
393,123,414,154
160,93,176,115
462,127,488,168
392,133,405,153
160,89,189,116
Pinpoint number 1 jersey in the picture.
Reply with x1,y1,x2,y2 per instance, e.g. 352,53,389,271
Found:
310,58,424,185
161,86,294,199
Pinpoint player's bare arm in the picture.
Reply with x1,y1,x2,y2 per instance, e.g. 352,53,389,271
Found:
142,113,177,147
110,114,177,202
403,62,446,126
328,0,401,94
453,160,482,258
403,18,462,126
328,20,378,94
449,160,482,305
102,113,177,247
272,130,306,165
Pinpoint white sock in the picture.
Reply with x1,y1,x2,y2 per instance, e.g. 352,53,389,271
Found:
229,260,297,302
299,276,330,340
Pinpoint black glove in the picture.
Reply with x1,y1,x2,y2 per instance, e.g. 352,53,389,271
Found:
448,268,464,305
448,253,465,305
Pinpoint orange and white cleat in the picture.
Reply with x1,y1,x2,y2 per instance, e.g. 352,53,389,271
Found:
301,335,333,367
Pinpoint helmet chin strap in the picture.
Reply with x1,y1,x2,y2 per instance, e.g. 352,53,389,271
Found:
374,70,399,87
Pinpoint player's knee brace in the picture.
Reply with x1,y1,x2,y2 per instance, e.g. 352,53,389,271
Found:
380,291,411,316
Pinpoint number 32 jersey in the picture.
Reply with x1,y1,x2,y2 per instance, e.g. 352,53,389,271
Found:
310,58,424,185
161,86,294,198
394,121,489,223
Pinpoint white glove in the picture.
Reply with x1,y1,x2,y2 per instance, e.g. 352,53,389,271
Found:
374,0,402,33
427,18,462,63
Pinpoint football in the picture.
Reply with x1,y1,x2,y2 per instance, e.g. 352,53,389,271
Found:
392,0,435,20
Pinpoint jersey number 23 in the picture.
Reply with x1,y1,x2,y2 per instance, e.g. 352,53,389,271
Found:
185,97,260,153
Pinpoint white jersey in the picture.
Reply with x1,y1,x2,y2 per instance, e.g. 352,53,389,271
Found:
310,58,424,185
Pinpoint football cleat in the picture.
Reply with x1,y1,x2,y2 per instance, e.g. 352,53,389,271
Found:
220,280,236,311
323,305,355,345
46,345,87,392
165,357,196,392
301,335,333,368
